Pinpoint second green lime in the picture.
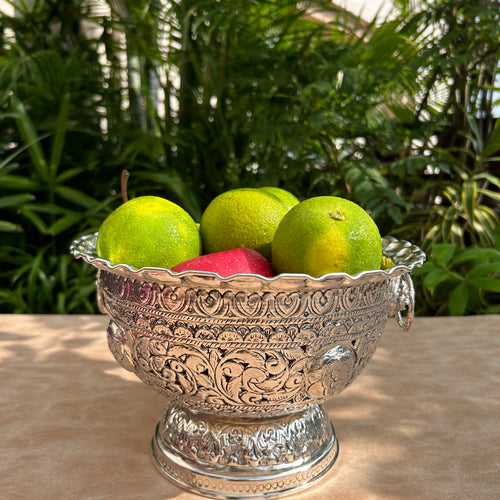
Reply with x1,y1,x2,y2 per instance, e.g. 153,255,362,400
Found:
200,188,295,261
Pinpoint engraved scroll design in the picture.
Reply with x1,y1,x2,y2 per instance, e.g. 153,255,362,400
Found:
100,272,396,331
158,404,331,467
106,320,135,372
133,335,311,412
100,271,394,414
130,331,376,415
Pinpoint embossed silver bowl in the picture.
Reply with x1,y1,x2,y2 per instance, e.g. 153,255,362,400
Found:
71,233,424,499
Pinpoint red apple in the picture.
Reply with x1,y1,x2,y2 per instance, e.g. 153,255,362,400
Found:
172,248,274,277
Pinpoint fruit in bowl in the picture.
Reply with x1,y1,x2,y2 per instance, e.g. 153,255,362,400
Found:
171,248,274,277
272,196,382,277
257,186,300,210
199,187,297,262
95,176,383,279
96,195,201,270
71,181,425,500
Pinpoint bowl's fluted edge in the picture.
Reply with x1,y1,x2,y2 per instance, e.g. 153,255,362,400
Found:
70,233,425,289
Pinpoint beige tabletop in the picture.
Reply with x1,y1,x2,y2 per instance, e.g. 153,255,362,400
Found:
0,314,499,500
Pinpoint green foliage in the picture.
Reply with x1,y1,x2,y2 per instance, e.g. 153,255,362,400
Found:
0,0,199,312
0,92,114,312
413,237,500,316
394,116,500,251
0,0,499,315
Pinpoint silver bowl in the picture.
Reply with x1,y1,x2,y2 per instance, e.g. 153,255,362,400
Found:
71,234,425,498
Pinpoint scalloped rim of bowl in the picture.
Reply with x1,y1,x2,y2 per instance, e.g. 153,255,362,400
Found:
70,233,426,287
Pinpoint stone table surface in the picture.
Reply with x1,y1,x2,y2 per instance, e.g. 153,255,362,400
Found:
1,314,499,500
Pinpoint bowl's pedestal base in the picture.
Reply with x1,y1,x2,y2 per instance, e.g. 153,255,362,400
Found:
152,403,338,498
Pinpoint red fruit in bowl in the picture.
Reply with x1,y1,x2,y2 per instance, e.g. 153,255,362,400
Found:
171,248,274,277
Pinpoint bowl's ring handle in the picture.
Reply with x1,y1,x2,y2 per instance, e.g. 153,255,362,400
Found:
395,273,415,331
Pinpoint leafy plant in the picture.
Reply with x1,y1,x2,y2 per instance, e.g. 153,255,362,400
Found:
0,2,118,313
0,93,112,313
394,115,500,251
0,0,499,315
414,238,500,316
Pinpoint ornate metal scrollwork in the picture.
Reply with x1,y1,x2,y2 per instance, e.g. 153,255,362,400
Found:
70,232,425,498
97,270,400,417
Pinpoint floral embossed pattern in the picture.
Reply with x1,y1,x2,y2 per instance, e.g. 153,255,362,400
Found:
72,232,424,497
102,271,398,417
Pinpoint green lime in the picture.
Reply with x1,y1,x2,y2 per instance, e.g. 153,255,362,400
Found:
258,186,299,210
200,188,289,261
96,196,201,270
272,196,382,277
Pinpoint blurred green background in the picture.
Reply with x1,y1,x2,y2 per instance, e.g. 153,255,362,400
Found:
1,0,499,315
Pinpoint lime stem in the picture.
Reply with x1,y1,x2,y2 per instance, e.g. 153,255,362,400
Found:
121,170,130,203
